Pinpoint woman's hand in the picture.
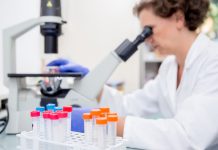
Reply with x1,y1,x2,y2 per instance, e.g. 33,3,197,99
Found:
47,58,89,76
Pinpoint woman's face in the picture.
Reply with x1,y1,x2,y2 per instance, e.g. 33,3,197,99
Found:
139,8,184,55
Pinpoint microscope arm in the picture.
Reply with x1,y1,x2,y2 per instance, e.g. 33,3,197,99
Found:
70,51,122,100
67,26,153,101
3,17,62,86
3,17,62,39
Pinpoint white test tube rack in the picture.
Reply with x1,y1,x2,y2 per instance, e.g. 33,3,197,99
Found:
17,131,127,150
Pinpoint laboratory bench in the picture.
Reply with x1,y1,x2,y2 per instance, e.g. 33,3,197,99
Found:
0,132,138,150
0,132,19,150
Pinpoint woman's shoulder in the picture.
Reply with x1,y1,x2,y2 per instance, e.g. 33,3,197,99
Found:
161,55,176,65
195,39,218,73
203,39,218,60
158,55,176,73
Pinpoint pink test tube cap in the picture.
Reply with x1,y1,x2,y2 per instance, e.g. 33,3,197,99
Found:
57,111,68,118
50,113,59,120
30,111,40,117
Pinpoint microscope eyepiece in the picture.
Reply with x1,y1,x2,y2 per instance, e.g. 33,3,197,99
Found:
141,26,153,40
115,26,153,61
133,26,153,46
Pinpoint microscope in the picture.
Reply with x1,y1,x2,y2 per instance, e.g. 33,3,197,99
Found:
3,0,152,134
3,0,77,134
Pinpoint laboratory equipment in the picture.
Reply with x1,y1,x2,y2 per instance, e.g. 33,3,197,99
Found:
64,25,152,102
90,109,101,143
57,111,68,142
36,106,45,137
100,113,106,117
17,130,127,150
2,0,78,134
96,117,107,149
54,106,62,112
19,108,125,149
43,112,52,140
0,84,9,134
46,103,56,111
3,0,152,134
50,113,60,141
107,115,118,145
36,107,45,113
108,112,117,116
63,106,72,133
100,107,110,116
30,111,40,136
71,107,91,132
0,84,8,107
83,113,93,143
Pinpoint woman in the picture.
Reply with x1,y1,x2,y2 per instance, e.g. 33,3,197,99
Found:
49,0,218,149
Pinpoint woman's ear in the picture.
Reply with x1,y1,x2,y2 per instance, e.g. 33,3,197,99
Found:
174,11,185,30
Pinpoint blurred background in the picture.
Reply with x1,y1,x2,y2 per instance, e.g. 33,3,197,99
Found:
0,0,217,94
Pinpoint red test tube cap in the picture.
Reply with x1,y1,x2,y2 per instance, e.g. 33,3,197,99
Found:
30,111,40,117
63,106,73,112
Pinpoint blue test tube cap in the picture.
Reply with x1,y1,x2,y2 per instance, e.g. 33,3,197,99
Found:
46,103,56,111
54,107,62,112
36,106,45,112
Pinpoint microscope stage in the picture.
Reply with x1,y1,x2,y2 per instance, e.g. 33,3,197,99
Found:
8,73,82,78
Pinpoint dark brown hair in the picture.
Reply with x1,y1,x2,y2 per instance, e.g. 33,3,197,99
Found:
133,0,210,31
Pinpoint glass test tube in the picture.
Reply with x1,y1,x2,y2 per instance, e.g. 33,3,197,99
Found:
50,113,60,141
57,111,68,142
36,107,45,137
43,112,52,140
63,106,73,134
30,111,40,137
90,109,101,144
107,115,118,145
96,117,107,149
83,113,93,143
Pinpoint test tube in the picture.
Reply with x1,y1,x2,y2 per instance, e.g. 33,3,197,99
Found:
50,113,60,141
100,107,110,116
54,107,62,112
57,111,68,142
83,113,93,143
96,117,107,149
36,107,45,137
107,115,118,145
36,106,45,112
46,103,56,112
30,111,40,136
63,106,73,134
100,113,106,117
90,109,101,143
43,112,52,140
107,112,117,116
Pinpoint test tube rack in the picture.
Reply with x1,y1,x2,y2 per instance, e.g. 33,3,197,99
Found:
17,131,127,150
